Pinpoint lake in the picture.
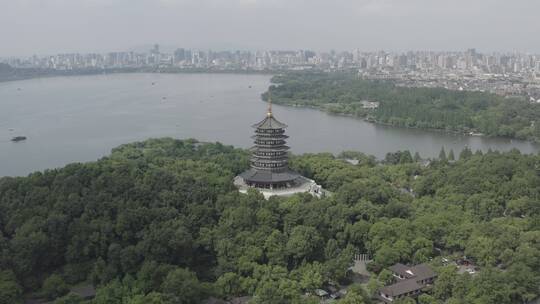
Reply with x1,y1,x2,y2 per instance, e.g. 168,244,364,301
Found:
0,73,538,176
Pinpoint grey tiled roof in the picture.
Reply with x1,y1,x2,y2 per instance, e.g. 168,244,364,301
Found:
240,168,301,183
411,263,437,280
380,279,423,297
389,263,414,278
389,263,436,280
381,263,437,298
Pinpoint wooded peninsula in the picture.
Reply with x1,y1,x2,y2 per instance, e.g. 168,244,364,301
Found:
265,72,540,143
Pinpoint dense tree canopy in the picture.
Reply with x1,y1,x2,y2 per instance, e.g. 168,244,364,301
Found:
0,138,539,303
266,72,540,142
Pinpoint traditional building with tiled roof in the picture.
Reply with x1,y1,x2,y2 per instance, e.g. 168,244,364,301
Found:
234,95,324,198
379,263,437,302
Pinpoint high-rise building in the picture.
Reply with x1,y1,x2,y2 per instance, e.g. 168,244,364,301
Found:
174,48,186,63
152,44,160,55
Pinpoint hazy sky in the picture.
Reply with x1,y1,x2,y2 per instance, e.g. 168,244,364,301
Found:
1,0,539,56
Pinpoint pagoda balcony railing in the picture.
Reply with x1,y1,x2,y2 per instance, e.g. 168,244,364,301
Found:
250,145,290,151
253,151,288,158
255,129,285,134
254,140,287,146
251,155,289,163
253,145,288,151
251,157,288,163
251,134,289,139
250,163,289,171
251,157,289,163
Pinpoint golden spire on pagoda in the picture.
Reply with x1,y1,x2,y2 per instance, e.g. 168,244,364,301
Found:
267,92,273,117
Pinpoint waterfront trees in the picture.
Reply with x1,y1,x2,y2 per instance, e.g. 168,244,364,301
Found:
266,72,540,142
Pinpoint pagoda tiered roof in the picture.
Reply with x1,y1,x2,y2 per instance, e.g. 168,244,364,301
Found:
252,115,288,129
240,168,300,183
239,100,302,188
235,99,324,197
251,134,289,139
250,146,290,152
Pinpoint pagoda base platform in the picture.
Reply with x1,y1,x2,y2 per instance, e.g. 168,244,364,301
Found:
234,175,325,199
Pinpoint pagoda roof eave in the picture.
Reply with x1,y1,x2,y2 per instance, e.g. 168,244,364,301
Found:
240,168,301,183
251,156,289,161
250,145,290,151
252,115,288,129
251,134,289,139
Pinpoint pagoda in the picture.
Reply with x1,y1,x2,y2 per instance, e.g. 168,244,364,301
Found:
234,96,323,198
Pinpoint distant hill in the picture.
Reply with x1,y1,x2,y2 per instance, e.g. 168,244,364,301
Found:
0,62,14,71
0,63,34,82
0,64,141,83
0,63,16,79
0,63,43,82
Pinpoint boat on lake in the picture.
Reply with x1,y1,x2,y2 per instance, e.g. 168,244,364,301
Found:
11,136,27,142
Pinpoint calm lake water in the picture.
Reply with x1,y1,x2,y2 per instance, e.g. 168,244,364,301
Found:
0,73,538,176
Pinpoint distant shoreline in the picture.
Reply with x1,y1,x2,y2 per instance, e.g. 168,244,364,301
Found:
0,67,277,84
3,69,538,145
265,72,540,144
271,100,498,139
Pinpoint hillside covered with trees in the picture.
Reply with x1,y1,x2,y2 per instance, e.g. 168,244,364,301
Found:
0,63,143,83
265,72,540,142
0,138,539,303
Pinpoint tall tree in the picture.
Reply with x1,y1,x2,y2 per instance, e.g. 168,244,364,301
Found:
448,149,455,161
439,147,447,161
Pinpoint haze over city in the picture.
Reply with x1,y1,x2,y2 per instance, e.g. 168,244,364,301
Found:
2,0,540,57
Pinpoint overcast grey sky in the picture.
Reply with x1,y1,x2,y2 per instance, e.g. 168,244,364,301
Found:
1,0,539,56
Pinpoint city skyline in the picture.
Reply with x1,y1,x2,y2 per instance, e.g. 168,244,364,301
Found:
4,45,540,100
6,45,540,71
1,0,540,57
3,45,540,60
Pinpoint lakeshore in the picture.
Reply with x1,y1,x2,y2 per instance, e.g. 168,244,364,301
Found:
1,73,538,177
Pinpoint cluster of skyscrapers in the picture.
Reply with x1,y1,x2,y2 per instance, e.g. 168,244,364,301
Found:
3,45,540,99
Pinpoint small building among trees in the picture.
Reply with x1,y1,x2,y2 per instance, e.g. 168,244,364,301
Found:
378,263,437,302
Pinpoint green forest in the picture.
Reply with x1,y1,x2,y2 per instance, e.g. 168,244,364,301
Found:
0,138,539,304
265,72,540,142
